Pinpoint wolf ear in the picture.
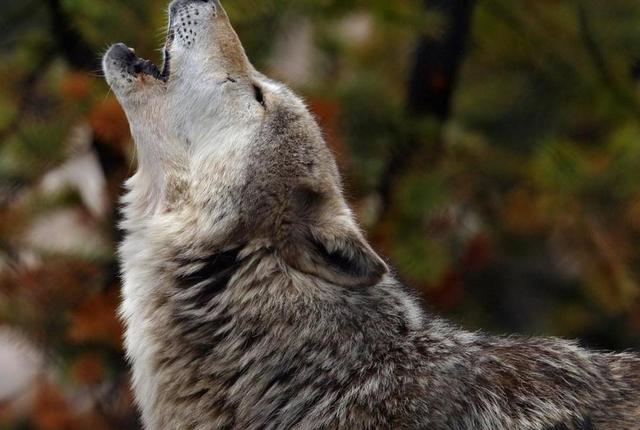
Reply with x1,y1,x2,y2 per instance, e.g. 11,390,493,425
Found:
281,187,388,288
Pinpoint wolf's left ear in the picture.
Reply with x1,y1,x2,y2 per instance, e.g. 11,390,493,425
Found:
280,187,389,288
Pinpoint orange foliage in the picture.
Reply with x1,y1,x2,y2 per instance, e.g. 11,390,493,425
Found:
462,234,494,271
32,382,112,430
626,197,640,232
60,72,92,101
502,189,552,234
70,352,106,386
308,98,347,164
423,270,465,312
0,403,14,427
67,289,123,348
0,262,100,310
0,202,31,241
33,383,77,430
89,97,130,146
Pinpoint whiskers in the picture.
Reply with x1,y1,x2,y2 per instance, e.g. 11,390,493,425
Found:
89,68,106,78
91,44,113,79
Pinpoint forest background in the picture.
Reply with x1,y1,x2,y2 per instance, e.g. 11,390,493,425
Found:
1,0,640,428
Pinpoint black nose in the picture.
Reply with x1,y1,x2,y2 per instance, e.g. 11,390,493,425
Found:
107,43,137,64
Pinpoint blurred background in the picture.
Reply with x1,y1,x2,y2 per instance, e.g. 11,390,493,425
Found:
1,0,640,428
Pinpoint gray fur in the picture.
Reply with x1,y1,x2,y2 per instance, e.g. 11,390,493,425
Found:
102,0,640,428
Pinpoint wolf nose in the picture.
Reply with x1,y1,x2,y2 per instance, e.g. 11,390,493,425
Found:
108,43,137,63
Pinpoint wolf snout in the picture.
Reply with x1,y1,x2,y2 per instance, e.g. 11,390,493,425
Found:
106,43,137,65
169,0,218,17
103,43,165,86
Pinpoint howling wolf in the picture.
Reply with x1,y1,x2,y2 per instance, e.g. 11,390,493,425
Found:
102,0,640,428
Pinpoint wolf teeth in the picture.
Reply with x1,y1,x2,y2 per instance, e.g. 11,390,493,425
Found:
130,57,163,80
160,48,171,82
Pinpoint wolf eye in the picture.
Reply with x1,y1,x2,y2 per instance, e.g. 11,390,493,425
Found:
253,84,266,108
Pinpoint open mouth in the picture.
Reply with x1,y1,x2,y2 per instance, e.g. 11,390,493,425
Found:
108,42,172,83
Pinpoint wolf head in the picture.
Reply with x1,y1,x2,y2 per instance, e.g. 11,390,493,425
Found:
103,0,388,288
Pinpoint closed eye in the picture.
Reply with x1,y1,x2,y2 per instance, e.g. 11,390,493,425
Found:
253,84,266,108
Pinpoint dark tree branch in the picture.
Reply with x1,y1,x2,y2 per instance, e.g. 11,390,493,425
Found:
45,0,96,71
378,0,476,214
408,0,475,119
632,59,640,84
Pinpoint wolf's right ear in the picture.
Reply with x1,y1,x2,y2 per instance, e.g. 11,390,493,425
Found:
280,186,388,288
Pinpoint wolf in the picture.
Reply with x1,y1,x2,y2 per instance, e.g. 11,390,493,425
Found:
102,0,640,428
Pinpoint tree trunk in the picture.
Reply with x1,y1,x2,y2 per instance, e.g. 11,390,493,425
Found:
379,0,476,213
408,0,475,119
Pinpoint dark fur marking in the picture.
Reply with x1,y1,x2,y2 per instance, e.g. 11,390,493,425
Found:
238,330,266,353
200,315,234,347
546,417,593,430
290,186,324,218
191,267,238,309
310,236,368,278
176,314,232,333
222,362,254,389
548,425,570,430
176,248,244,309
283,390,326,429
257,367,297,401
576,417,594,430
176,388,209,403
264,384,307,430
177,248,241,288
222,371,246,389
253,84,266,108
175,313,234,358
